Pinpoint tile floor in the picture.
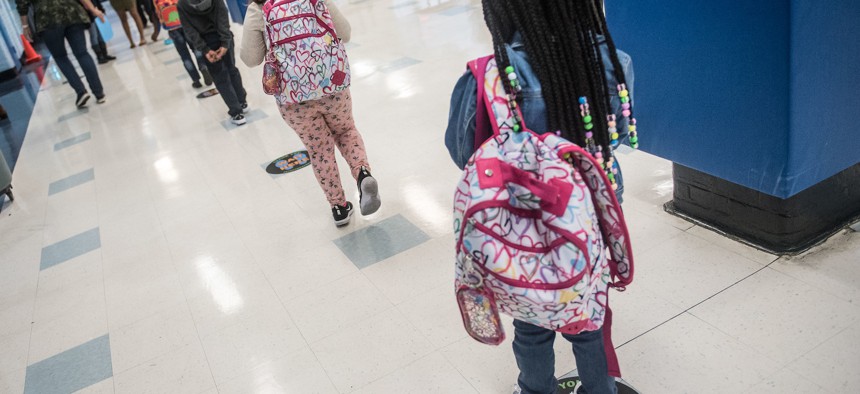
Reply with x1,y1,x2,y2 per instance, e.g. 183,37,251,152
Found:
1,0,859,393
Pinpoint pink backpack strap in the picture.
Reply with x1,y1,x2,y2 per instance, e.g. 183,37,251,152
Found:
468,55,494,149
564,148,634,289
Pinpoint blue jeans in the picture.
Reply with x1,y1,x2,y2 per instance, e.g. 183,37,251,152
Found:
168,29,207,82
513,320,617,394
40,23,104,97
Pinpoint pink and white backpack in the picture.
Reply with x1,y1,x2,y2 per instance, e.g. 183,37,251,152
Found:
453,56,634,357
261,0,350,105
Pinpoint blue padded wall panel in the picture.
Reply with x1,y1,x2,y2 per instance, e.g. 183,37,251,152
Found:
787,0,860,197
605,0,793,197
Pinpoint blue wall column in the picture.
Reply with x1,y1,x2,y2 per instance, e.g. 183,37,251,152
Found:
605,0,860,252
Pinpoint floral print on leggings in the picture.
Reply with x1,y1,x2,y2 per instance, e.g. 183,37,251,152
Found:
278,89,370,207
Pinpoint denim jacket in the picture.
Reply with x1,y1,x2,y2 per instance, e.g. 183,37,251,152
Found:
444,34,634,199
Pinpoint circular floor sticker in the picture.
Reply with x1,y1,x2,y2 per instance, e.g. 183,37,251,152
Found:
266,151,311,174
557,376,581,394
196,88,219,99
556,376,641,394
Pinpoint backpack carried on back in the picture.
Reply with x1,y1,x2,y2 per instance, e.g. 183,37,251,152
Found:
453,56,634,352
155,0,182,30
261,0,350,105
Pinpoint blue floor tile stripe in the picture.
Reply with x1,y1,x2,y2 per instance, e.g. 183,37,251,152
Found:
53,132,91,151
40,228,101,270
48,168,95,196
24,335,113,394
334,214,430,269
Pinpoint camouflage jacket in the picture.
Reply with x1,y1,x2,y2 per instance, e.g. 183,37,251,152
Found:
17,0,91,33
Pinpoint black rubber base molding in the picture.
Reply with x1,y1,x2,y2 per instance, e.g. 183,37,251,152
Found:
666,163,860,255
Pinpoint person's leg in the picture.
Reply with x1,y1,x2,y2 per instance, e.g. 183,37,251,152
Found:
142,0,160,40
40,27,87,95
67,24,105,98
88,22,107,63
205,56,242,116
118,10,134,47
168,29,201,83
129,2,147,45
513,320,558,394
318,88,379,214
278,102,348,207
562,328,617,394
223,42,246,105
319,89,370,178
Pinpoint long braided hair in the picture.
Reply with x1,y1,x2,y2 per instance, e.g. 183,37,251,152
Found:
481,0,633,164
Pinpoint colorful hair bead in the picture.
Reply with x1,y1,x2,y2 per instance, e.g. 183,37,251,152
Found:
607,114,619,146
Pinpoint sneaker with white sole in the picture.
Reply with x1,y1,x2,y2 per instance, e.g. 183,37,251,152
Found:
76,92,91,108
357,166,380,215
96,95,106,104
231,114,247,125
241,102,250,114
332,202,354,226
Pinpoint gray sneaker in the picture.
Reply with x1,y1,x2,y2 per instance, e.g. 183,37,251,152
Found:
357,166,380,215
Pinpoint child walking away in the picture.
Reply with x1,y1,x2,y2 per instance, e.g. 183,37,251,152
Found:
446,1,642,393
178,0,249,125
154,0,213,88
240,0,381,226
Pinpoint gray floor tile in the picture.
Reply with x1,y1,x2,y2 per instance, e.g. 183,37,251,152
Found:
24,335,112,394
40,228,101,270
163,57,181,65
48,168,95,196
333,214,430,269
54,132,92,151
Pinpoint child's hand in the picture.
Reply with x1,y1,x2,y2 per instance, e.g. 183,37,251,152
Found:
206,50,219,63
215,47,228,60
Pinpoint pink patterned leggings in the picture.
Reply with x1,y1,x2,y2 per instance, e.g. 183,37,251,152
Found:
278,89,370,207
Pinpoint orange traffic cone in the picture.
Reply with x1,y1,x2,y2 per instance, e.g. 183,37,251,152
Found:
21,35,42,65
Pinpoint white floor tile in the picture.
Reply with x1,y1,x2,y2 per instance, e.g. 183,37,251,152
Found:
634,230,764,309
685,224,779,266
748,368,827,394
109,303,199,374
771,231,860,305
396,284,468,348
286,271,393,343
113,342,216,394
787,326,860,393
0,367,25,394
352,352,477,394
197,304,308,384
29,273,108,363
689,268,860,362
363,236,453,304
616,313,781,393
311,308,436,393
73,377,115,393
216,347,337,394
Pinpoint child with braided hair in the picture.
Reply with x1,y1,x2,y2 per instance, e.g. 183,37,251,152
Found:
445,1,640,393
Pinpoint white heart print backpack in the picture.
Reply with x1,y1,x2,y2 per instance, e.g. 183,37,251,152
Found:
452,56,635,362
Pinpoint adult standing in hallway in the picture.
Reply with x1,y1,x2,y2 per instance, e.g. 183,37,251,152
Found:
18,0,108,108
138,0,161,41
178,0,248,125
110,0,148,47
